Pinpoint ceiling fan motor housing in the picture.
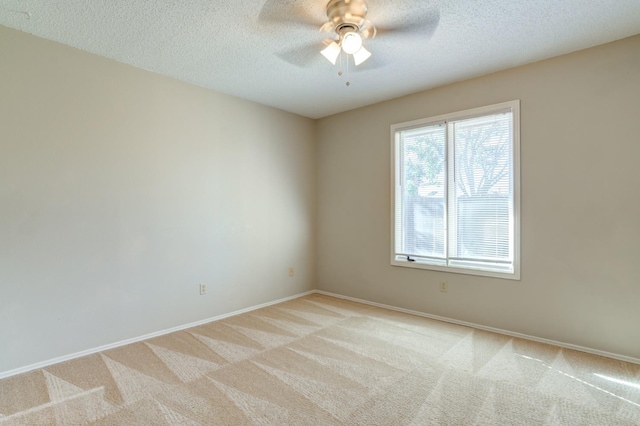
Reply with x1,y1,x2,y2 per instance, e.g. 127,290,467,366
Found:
326,0,368,31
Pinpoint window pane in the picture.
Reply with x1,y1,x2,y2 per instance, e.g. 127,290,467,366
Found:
452,113,512,261
399,125,446,258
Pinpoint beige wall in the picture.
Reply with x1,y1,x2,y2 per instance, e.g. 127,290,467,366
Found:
0,26,316,373
316,35,640,359
2,24,639,375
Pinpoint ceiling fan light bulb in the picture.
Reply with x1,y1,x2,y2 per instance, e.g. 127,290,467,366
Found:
321,41,341,65
341,32,362,54
353,46,371,66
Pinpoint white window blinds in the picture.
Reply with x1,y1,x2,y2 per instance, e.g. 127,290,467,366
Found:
449,112,513,271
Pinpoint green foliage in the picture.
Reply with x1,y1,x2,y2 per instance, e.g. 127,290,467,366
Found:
403,132,444,196
402,118,510,198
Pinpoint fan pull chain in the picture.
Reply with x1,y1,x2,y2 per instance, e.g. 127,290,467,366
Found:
336,51,350,87
346,56,351,87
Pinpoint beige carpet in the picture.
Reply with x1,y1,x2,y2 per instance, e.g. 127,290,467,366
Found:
1,294,639,425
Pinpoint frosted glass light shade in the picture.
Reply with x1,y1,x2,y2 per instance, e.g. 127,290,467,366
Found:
341,32,362,54
321,41,341,65
353,46,371,66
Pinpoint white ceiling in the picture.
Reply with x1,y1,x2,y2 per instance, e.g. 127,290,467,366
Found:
1,0,639,119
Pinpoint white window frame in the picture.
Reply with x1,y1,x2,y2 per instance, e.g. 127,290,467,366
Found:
390,100,521,280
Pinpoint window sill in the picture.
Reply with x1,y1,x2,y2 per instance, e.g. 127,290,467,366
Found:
391,258,520,281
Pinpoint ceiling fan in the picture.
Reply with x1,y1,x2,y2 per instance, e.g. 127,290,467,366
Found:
258,0,440,70
318,0,376,66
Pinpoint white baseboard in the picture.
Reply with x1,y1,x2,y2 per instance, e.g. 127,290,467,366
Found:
3,288,637,380
314,290,640,366
0,290,315,380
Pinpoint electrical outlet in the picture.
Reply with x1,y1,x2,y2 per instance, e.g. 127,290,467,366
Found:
440,281,448,292
288,267,294,277
199,283,207,295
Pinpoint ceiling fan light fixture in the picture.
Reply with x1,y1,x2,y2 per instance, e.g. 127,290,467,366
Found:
352,46,371,65
321,41,341,65
341,31,362,54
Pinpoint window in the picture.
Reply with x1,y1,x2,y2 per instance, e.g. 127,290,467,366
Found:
391,100,520,279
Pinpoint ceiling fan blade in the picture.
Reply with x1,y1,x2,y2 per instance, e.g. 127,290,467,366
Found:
319,21,335,33
361,26,377,39
375,9,440,39
275,42,325,68
258,0,323,29
360,20,377,39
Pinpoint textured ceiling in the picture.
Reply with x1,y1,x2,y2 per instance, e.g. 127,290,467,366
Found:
1,0,639,119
